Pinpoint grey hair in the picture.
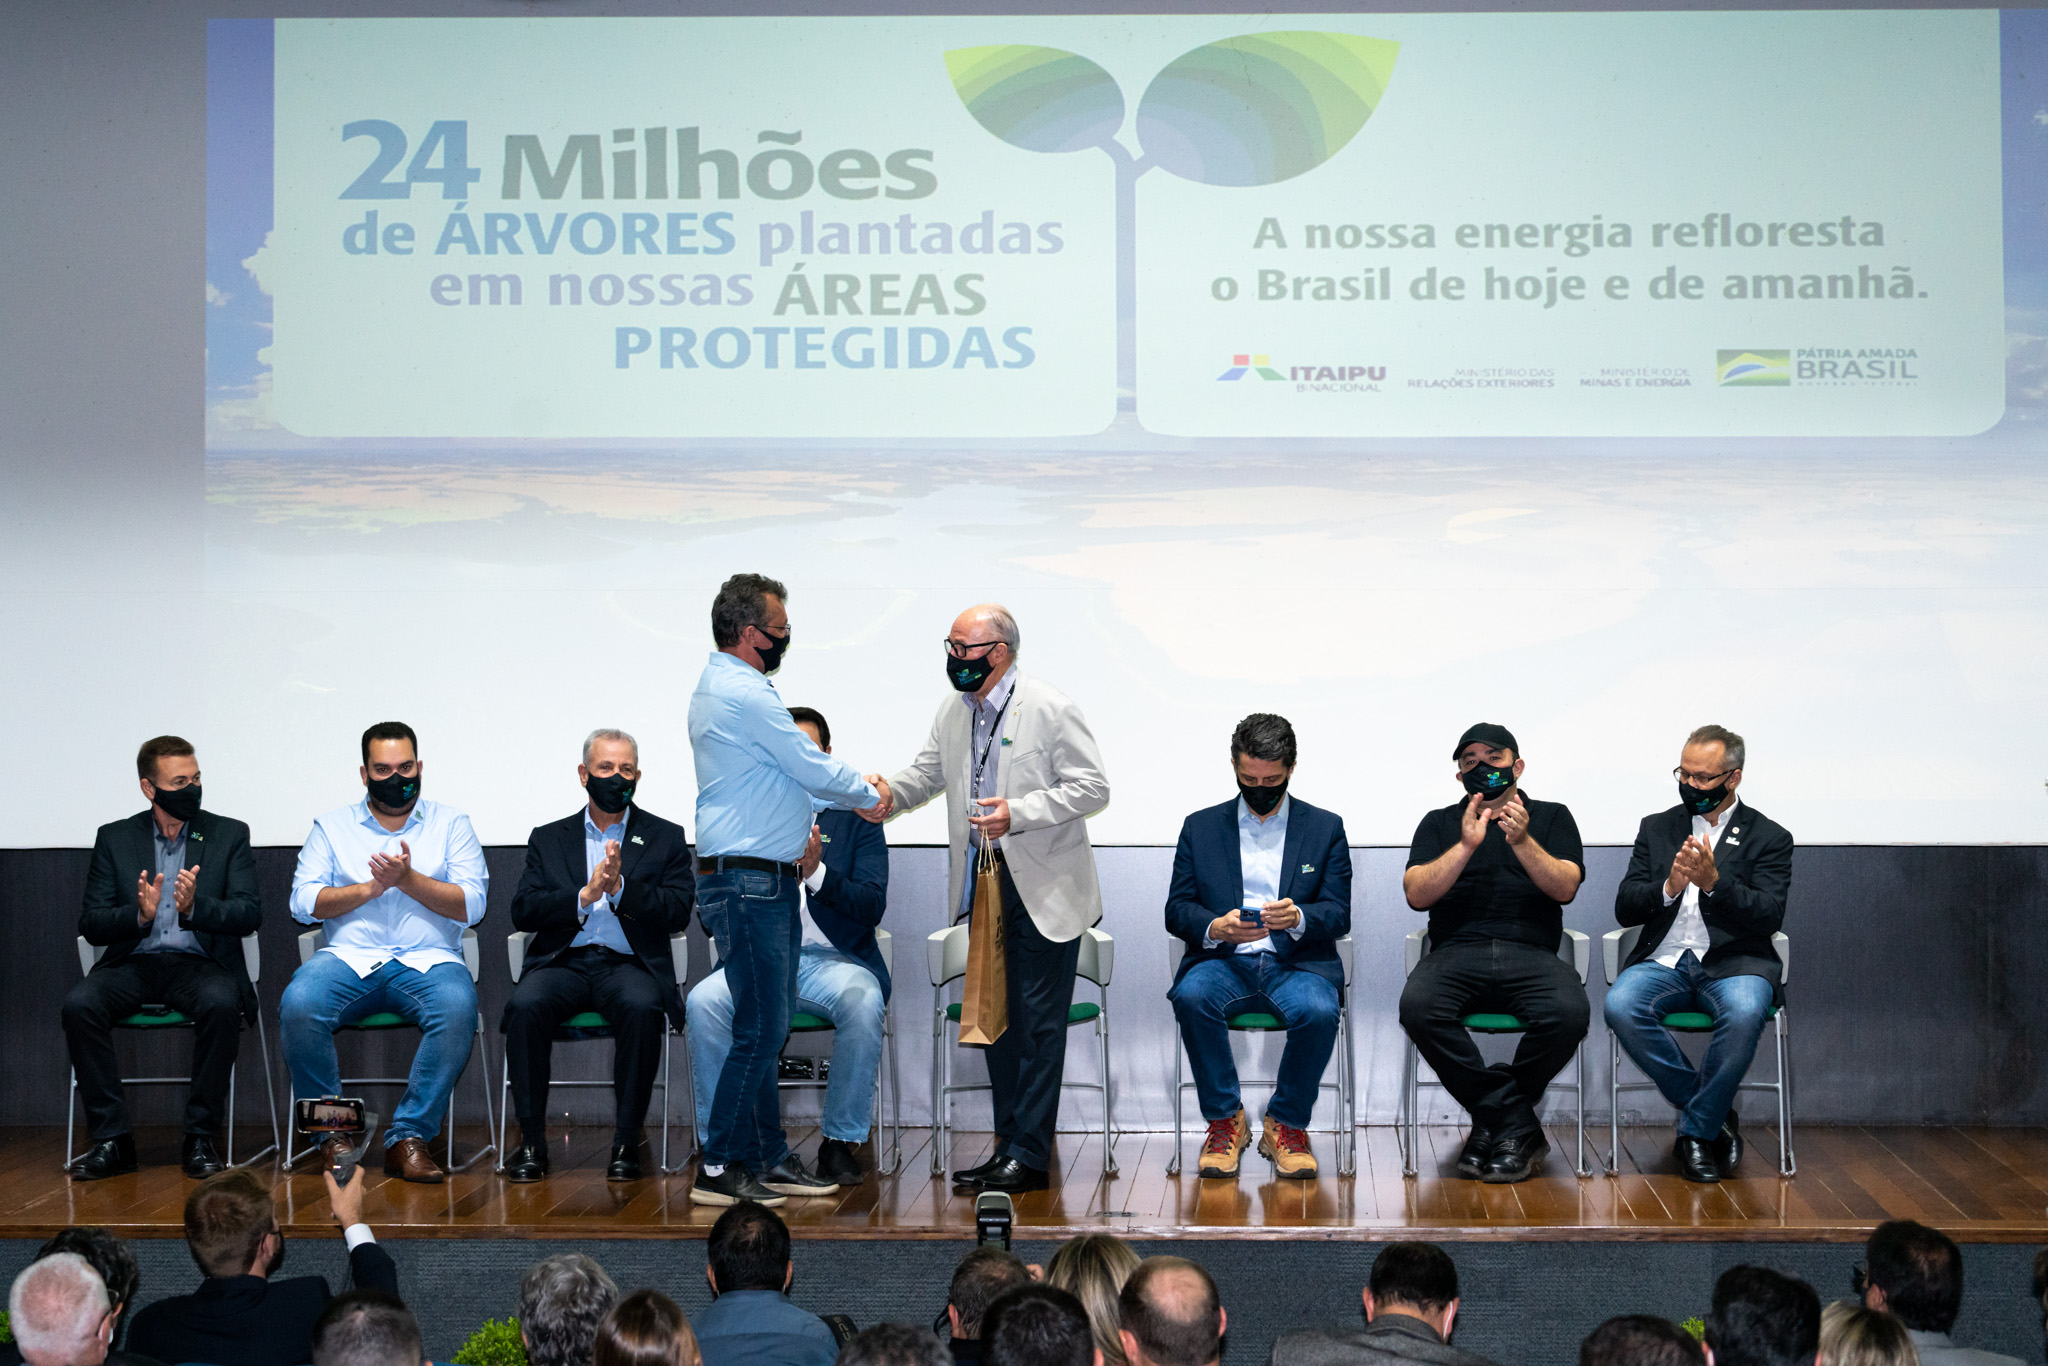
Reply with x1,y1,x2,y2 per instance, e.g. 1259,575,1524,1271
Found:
582,729,639,766
975,604,1021,655
10,1254,108,1357
519,1254,619,1366
1687,724,1746,771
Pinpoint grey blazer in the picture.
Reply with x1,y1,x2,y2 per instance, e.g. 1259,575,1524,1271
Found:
1269,1315,1501,1366
886,668,1110,942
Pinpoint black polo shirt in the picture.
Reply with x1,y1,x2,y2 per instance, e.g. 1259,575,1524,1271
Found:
1406,792,1584,952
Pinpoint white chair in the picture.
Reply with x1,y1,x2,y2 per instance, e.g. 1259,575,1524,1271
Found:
283,926,497,1172
928,924,1116,1178
1164,936,1356,1178
703,930,901,1175
1603,927,1795,1176
496,930,690,1173
1397,927,1593,1178
65,934,281,1170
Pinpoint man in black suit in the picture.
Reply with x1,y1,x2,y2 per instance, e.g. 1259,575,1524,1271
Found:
64,736,262,1181
688,706,892,1188
1608,724,1793,1183
1165,713,1351,1180
1399,722,1588,1184
126,1168,396,1366
502,728,696,1182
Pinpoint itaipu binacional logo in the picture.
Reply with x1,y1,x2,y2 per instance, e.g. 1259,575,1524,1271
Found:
944,34,1398,420
1716,350,1792,387
1217,353,1286,381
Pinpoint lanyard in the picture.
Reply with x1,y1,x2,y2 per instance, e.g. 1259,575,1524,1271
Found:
969,693,1012,848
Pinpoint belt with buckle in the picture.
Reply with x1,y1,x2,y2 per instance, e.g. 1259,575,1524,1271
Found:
697,854,801,879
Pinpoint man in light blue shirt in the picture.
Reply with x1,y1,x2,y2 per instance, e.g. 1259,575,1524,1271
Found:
281,721,488,1183
687,573,879,1209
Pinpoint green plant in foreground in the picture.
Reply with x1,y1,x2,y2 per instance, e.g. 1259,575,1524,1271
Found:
451,1317,525,1366
0,1307,12,1343
1681,1317,1707,1341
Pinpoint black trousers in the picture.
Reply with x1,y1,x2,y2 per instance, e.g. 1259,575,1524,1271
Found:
502,947,668,1146
984,863,1082,1171
1396,938,1590,1137
61,952,243,1140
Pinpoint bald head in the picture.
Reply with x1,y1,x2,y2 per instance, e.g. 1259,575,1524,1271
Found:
1118,1258,1223,1366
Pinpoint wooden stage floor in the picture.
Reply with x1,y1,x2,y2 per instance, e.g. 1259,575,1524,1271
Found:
4,1123,2045,1244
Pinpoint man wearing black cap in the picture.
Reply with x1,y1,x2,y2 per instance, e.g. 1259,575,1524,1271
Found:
1399,723,1586,1182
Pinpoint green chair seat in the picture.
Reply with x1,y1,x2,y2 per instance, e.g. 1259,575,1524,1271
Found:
1227,1012,1285,1031
118,1007,191,1028
1463,1013,1526,1032
344,1012,411,1030
552,1011,616,1040
789,1012,833,1031
946,1002,1100,1026
1663,1006,1779,1030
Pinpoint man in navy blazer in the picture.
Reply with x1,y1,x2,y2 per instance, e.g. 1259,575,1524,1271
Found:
1166,714,1351,1179
1608,724,1793,1183
502,728,696,1183
689,706,891,1187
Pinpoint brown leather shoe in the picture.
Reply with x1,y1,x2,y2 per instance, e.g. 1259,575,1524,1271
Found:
318,1135,354,1173
381,1136,446,1184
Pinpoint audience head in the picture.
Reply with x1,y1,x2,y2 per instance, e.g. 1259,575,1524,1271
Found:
1117,1257,1223,1366
837,1323,951,1366
983,1284,1097,1366
312,1289,422,1366
35,1229,137,1324
1819,1302,1917,1366
1364,1242,1462,1340
707,1201,793,1295
184,1170,281,1279
1581,1316,1706,1366
9,1254,111,1366
1862,1220,1962,1333
948,1247,1033,1341
1047,1234,1141,1365
519,1253,620,1366
2032,1248,2048,1339
594,1289,700,1366
1706,1266,1821,1366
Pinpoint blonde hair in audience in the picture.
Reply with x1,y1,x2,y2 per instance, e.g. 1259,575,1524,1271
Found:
1820,1302,1919,1366
1046,1233,1142,1366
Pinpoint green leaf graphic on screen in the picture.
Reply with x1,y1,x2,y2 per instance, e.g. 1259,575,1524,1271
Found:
944,45,1125,153
1138,32,1400,186
943,31,1398,428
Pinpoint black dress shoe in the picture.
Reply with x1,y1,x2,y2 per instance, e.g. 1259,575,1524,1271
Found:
503,1143,549,1182
1713,1114,1743,1176
606,1143,643,1182
950,1154,1009,1188
957,1157,1048,1194
1454,1125,1496,1178
760,1153,838,1196
69,1134,138,1181
181,1134,225,1178
1675,1135,1722,1183
1480,1130,1549,1184
816,1137,865,1186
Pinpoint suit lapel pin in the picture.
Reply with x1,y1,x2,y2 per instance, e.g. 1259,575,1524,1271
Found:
630,835,645,845
1301,863,1315,874
1001,736,1012,745
191,832,204,841
819,833,832,843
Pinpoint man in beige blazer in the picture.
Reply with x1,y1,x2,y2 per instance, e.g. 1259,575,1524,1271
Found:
862,603,1111,1192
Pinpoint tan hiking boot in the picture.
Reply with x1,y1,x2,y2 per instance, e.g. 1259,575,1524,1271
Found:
1196,1108,1251,1178
1259,1114,1318,1179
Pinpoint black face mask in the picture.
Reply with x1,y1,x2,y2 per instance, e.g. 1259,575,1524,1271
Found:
585,772,636,815
1679,776,1732,816
150,782,202,824
754,627,790,674
1461,761,1514,799
366,770,421,811
1239,780,1287,817
946,649,998,693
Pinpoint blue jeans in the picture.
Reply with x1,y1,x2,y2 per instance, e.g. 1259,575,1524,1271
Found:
1604,952,1774,1140
279,953,479,1146
688,947,886,1144
1169,953,1340,1130
695,868,800,1169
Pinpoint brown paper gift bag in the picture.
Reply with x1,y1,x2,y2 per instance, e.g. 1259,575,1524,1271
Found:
956,845,1009,1046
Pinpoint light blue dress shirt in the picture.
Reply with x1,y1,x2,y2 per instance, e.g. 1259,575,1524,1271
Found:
137,821,205,956
1215,794,1307,955
571,807,633,954
688,652,878,861
289,798,489,977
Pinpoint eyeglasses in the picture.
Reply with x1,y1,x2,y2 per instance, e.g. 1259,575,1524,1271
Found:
944,637,1002,659
753,623,791,641
1851,1260,1870,1297
1673,766,1739,786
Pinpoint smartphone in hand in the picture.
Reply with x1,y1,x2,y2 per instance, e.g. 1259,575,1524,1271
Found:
1240,900,1265,928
